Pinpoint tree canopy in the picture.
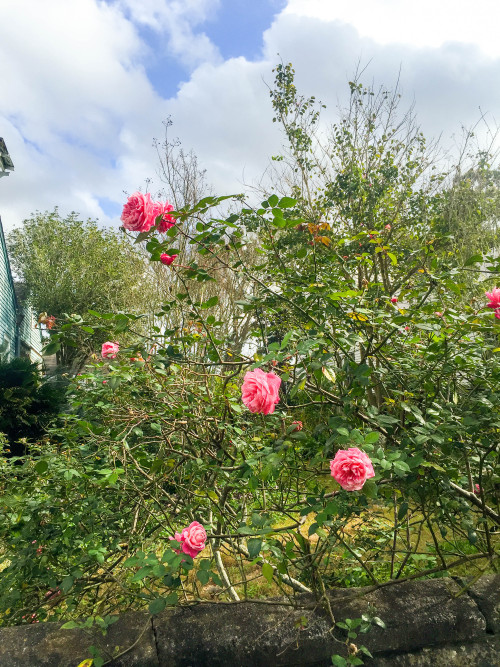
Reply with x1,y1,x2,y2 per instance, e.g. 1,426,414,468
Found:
7,209,147,319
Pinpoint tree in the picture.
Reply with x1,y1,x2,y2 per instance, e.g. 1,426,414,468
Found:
7,209,148,366
8,209,147,318
137,122,257,355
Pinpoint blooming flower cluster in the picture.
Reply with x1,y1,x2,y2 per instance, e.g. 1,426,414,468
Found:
121,192,176,234
330,447,375,491
160,253,178,266
37,313,56,329
170,521,207,558
102,341,119,359
241,368,281,415
485,288,500,319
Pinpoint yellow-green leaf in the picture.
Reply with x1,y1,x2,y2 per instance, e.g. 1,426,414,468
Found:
262,562,273,583
322,367,336,383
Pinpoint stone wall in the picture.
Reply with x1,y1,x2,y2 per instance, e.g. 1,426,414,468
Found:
0,575,498,666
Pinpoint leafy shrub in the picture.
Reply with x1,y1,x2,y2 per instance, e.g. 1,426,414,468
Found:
0,358,66,456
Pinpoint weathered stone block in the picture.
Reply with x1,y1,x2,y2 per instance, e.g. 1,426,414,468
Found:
153,579,487,666
369,636,500,666
467,574,500,634
0,612,157,667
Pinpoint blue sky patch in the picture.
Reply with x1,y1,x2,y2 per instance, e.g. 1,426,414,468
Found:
98,197,122,220
204,0,286,61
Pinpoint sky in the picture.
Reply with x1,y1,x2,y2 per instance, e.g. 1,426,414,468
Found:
1,0,500,232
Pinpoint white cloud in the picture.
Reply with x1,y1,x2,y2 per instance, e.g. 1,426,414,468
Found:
284,1,500,58
0,0,169,229
260,11,500,142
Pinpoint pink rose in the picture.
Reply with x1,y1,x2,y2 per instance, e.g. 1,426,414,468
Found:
495,308,500,320
153,200,176,233
391,297,398,303
385,224,391,230
241,368,281,415
102,341,119,359
330,447,375,491
170,521,206,558
160,253,178,266
485,288,500,310
291,420,303,432
474,484,481,495
121,192,156,232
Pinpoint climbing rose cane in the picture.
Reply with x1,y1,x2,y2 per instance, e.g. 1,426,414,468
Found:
241,368,281,414
330,448,375,491
101,342,119,359
170,521,206,558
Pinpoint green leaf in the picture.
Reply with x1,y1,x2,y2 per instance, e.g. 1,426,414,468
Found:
61,621,79,630
201,296,218,309
268,194,279,207
199,559,211,571
261,562,273,583
278,196,296,208
148,597,167,615
35,460,48,474
362,479,378,498
331,656,347,667
197,570,210,585
107,376,122,390
364,431,380,444
157,592,178,606
61,575,74,593
247,538,262,559
280,331,293,349
398,502,409,521
464,253,483,266
308,522,319,536
43,341,61,356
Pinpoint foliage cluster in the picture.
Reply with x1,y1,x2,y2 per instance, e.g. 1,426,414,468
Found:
0,358,66,457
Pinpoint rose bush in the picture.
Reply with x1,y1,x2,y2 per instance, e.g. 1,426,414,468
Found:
0,68,498,654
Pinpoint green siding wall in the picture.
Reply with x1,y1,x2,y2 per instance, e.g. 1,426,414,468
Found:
0,217,43,362
0,219,17,359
